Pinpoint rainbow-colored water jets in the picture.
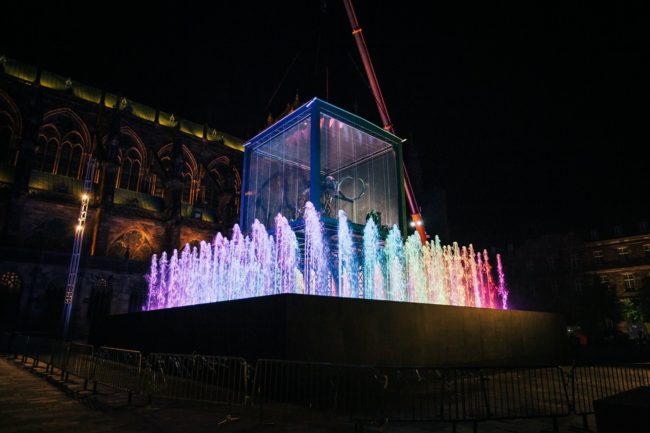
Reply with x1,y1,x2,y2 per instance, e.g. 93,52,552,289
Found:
146,202,508,310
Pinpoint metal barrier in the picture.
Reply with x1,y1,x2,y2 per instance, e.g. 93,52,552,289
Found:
92,346,143,403
48,340,69,374
476,367,570,421
23,336,55,369
63,343,94,385
252,360,571,430
572,365,650,415
3,335,649,429
345,366,570,425
147,353,248,406
252,359,387,421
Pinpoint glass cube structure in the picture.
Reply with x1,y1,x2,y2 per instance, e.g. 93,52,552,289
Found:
240,98,406,233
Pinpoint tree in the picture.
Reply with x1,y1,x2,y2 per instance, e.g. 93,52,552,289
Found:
637,277,650,320
620,298,644,324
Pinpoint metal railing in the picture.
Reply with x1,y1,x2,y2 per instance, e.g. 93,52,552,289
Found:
48,340,69,374
252,360,570,427
92,346,143,403
253,359,353,414
23,336,55,369
62,343,95,385
571,365,650,415
147,353,248,406
2,332,650,429
476,367,570,420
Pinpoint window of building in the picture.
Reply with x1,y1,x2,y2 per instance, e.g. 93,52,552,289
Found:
117,148,142,192
159,143,197,205
623,273,636,291
592,250,603,263
644,244,650,258
599,274,609,286
41,139,58,173
55,142,83,178
0,271,22,294
618,246,630,260
589,229,600,241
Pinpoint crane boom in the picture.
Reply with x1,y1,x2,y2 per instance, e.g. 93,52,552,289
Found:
342,0,428,243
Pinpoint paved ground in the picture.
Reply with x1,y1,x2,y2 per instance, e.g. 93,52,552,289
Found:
0,357,595,433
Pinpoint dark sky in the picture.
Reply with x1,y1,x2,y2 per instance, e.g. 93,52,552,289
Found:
2,1,649,247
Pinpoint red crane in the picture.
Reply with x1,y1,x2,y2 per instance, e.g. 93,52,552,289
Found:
342,0,428,244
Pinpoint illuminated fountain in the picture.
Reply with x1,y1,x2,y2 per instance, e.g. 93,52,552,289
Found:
145,98,508,311
146,201,508,310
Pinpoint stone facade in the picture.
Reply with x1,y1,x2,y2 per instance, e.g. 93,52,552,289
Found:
0,58,243,337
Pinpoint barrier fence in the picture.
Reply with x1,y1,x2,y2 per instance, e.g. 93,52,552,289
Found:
1,332,649,430
92,346,144,403
251,361,571,426
571,365,650,415
251,359,380,417
63,343,94,384
147,353,248,406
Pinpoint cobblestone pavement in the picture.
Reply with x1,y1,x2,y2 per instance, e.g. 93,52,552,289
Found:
0,357,595,433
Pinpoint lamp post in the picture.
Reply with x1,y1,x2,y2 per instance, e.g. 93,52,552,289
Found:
62,158,95,339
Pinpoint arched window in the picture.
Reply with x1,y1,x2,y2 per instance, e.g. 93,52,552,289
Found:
116,128,146,192
205,156,241,224
0,271,22,294
158,143,198,204
120,159,132,189
182,172,193,203
37,108,90,177
117,148,142,191
0,90,22,164
42,138,58,173
56,142,83,178
201,173,220,207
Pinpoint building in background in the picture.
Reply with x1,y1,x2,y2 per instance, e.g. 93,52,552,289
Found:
503,222,650,334
0,57,243,336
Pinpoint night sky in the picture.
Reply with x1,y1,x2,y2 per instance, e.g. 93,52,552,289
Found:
2,1,648,248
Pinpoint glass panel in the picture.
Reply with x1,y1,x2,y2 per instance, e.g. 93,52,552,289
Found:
244,116,311,229
319,113,398,227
